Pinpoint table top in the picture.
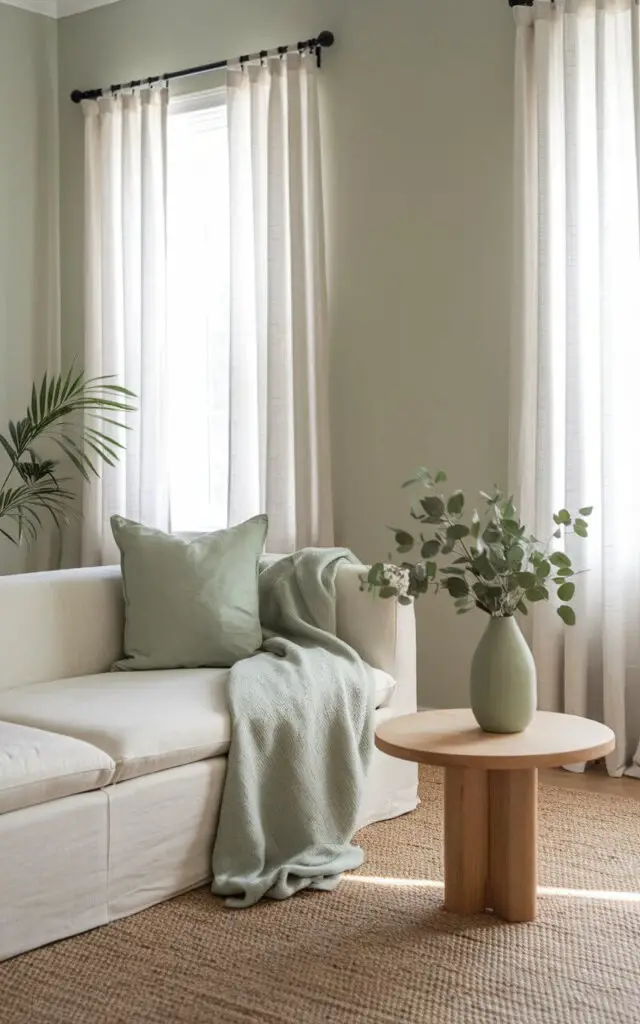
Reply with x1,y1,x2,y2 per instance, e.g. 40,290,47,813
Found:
375,709,616,770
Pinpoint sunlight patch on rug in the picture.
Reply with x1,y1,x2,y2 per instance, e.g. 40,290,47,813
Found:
346,874,640,903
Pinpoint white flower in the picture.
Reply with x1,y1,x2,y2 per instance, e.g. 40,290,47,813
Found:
383,564,411,599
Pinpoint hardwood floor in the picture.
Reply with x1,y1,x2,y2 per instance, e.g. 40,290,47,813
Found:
540,764,640,801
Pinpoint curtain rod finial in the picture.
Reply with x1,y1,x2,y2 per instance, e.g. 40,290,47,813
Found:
317,31,335,48
71,89,84,104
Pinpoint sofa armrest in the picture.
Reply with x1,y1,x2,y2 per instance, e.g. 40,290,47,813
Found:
260,555,418,713
0,566,124,691
336,564,417,715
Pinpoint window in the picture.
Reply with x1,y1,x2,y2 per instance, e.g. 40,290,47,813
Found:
167,90,230,533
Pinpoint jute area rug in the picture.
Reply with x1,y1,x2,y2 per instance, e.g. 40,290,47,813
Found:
2,767,640,1024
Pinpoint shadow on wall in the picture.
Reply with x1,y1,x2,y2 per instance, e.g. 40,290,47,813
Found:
0,6,61,574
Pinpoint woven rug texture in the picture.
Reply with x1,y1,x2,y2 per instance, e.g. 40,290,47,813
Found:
1,767,639,1024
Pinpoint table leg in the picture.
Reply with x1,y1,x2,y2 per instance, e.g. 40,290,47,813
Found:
443,766,489,915
487,768,538,923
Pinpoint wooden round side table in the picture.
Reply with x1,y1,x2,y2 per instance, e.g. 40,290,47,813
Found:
375,709,615,923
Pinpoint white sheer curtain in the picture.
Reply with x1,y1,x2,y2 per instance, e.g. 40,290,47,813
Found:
81,89,170,566
511,0,640,775
226,54,334,553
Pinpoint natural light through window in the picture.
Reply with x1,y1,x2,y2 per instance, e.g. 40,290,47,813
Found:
167,90,230,534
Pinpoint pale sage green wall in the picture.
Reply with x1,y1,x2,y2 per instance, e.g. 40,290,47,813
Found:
57,0,516,707
0,3,60,574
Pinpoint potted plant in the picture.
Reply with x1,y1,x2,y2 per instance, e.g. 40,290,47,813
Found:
0,368,134,547
363,468,591,734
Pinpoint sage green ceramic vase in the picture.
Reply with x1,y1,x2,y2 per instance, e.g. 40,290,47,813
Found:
470,616,537,734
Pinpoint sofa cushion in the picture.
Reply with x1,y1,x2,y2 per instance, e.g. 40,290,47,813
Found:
0,721,115,815
0,670,231,784
0,667,396,785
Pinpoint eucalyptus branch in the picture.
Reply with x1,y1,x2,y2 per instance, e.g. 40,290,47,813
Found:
363,469,591,627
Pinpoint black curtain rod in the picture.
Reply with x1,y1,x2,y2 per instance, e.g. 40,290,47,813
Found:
71,29,335,104
509,1,534,6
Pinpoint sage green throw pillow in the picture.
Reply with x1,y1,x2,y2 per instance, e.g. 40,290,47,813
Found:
111,514,268,671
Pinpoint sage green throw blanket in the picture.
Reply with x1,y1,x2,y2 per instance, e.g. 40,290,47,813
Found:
211,548,376,909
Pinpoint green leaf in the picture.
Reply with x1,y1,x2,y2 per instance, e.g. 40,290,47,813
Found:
481,489,502,506
557,581,576,602
483,523,501,545
445,576,470,599
379,586,398,599
368,564,387,587
410,577,429,597
517,572,538,589
554,509,572,526
421,496,445,519
30,382,39,424
447,490,465,516
536,560,551,579
82,436,117,468
557,605,576,626
525,585,548,603
434,471,447,484
440,567,467,576
402,468,432,489
472,553,497,580
389,528,414,554
421,539,440,559
51,438,92,482
573,519,588,538
502,519,520,536
549,551,571,568
398,596,413,606
0,434,17,462
506,545,524,568
555,567,574,578
502,499,516,519
553,528,562,539
517,600,529,615
488,548,508,573
46,373,56,412
425,561,438,579
478,585,504,606
447,523,470,541
579,506,593,517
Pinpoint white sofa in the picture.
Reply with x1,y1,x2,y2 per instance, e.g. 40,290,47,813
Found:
0,562,418,962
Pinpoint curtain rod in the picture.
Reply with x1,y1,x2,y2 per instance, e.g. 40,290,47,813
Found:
70,30,335,104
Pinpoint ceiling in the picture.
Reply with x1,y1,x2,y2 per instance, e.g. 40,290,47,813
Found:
0,0,124,17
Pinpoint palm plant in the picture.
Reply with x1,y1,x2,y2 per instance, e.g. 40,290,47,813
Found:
0,367,135,545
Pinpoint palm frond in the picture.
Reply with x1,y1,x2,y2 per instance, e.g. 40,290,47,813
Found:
0,367,136,547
